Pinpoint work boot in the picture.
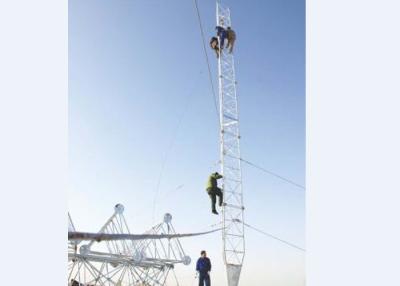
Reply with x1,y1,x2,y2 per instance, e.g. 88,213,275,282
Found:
212,210,219,215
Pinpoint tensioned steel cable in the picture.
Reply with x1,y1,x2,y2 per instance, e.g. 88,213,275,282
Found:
243,222,305,252
238,220,306,251
151,78,197,223
240,158,305,190
193,0,220,122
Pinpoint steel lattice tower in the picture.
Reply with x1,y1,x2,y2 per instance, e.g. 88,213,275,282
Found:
217,3,245,286
68,204,191,286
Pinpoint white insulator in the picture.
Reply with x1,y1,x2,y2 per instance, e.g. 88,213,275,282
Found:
163,213,172,223
183,255,191,265
79,245,90,255
114,204,124,214
133,251,144,263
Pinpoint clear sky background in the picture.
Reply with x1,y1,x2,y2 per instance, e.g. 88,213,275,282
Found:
69,0,305,285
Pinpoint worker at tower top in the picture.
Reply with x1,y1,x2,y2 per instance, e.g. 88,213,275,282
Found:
210,37,220,58
196,250,212,286
215,26,227,49
226,27,236,53
206,172,223,215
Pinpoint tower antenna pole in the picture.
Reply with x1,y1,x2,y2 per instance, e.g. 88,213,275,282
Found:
216,3,245,286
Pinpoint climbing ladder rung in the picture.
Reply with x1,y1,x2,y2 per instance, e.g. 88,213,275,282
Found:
221,129,239,137
225,233,244,238
225,250,245,254
224,177,241,183
223,114,238,121
224,166,241,171
223,121,238,127
223,203,244,210
223,191,243,197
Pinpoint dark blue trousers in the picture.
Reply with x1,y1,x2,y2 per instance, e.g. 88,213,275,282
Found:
219,32,227,48
199,272,211,286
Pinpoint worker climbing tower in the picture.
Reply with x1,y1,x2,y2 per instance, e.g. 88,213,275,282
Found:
216,3,245,286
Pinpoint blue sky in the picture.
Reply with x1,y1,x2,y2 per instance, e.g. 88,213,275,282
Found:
69,0,305,285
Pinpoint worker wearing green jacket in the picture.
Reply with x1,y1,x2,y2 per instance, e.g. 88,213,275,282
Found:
206,172,224,215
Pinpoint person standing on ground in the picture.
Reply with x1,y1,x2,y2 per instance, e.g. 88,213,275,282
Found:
226,27,236,53
196,250,212,286
206,172,223,215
